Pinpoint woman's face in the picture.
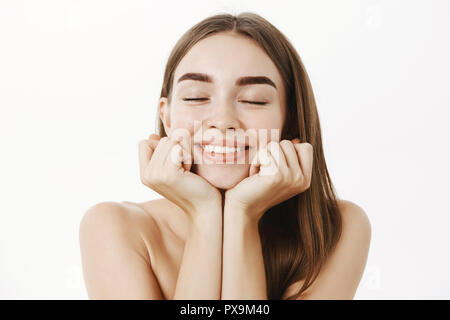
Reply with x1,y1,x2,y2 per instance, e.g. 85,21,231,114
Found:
159,31,286,191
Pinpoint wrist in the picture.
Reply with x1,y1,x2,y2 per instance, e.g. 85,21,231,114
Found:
188,210,222,238
186,198,222,216
224,200,262,225
190,204,222,224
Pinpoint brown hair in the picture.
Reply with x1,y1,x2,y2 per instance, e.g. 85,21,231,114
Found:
157,12,342,300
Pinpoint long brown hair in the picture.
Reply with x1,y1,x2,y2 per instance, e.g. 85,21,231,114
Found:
157,12,342,300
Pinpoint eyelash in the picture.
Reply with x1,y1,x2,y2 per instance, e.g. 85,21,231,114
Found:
183,98,267,105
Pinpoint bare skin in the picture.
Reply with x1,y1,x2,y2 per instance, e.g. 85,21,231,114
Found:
79,197,368,300
126,198,191,300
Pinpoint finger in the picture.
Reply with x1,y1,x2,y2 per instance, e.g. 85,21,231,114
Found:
139,134,162,173
149,133,161,140
249,152,261,176
267,141,288,171
258,145,278,176
172,131,192,171
167,142,184,170
151,136,175,167
293,142,314,182
163,136,184,170
280,140,301,173
181,139,193,171
148,134,160,152
138,139,152,178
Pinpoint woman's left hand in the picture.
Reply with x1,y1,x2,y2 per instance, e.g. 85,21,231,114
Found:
224,138,314,222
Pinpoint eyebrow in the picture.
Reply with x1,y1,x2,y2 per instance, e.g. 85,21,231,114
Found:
177,72,277,90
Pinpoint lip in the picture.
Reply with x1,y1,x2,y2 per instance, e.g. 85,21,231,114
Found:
198,138,250,149
194,143,249,164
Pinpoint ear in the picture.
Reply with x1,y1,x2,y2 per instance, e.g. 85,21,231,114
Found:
159,97,171,136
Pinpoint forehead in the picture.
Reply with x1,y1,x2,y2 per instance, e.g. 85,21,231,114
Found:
173,33,283,90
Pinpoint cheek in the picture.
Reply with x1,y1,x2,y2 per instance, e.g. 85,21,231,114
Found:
170,107,201,133
242,112,283,135
239,115,283,146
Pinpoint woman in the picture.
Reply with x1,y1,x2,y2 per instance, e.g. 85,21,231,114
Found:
79,12,371,300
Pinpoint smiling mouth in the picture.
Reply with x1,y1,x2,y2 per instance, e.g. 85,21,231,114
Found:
193,143,251,164
195,144,250,153
196,143,250,154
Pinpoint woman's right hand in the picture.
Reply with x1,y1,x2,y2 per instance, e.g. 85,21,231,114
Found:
138,133,222,219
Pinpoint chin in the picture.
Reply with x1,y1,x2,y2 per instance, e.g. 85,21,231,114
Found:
192,164,249,190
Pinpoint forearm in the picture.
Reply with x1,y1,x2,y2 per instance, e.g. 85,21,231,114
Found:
173,209,223,300
221,203,268,299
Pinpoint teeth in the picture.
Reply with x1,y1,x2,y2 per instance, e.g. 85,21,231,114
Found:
203,145,244,153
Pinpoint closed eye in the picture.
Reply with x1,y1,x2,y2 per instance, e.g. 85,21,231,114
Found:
183,98,267,105
183,98,209,102
240,100,267,105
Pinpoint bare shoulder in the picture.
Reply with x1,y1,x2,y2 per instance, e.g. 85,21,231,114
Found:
78,200,166,299
337,199,372,241
129,198,190,244
79,200,161,265
300,199,371,299
282,199,371,300
79,200,159,240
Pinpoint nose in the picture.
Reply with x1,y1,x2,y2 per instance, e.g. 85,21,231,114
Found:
204,101,240,132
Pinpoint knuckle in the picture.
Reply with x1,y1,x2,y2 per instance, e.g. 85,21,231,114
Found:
279,140,291,148
138,140,148,152
304,142,313,152
269,140,279,148
266,141,277,152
